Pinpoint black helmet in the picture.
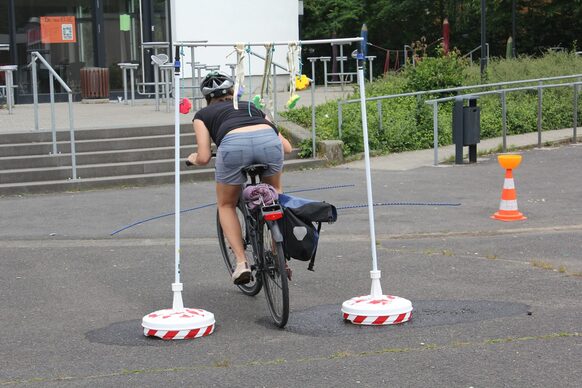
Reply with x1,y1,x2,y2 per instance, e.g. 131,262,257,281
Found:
200,71,234,97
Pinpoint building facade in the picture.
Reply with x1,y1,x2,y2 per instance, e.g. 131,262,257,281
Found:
0,0,298,104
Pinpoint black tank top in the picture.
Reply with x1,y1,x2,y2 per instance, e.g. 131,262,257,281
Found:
193,100,278,146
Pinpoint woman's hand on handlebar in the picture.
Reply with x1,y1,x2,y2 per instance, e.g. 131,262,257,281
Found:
186,153,198,166
185,152,216,166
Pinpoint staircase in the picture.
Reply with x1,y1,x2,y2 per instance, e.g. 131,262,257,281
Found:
0,125,325,196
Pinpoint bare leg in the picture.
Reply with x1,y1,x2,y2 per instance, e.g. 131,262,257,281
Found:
216,183,246,264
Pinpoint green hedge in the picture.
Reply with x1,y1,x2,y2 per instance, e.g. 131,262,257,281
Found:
282,50,582,157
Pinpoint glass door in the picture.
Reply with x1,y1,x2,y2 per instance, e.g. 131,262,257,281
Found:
102,0,168,92
12,0,93,98
103,0,142,90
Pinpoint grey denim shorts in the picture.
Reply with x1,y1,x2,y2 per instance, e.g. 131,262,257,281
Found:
215,128,283,185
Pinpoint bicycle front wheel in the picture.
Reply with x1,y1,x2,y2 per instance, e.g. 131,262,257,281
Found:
217,203,262,296
260,220,289,328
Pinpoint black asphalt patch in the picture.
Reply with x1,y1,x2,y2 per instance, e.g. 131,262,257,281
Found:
85,319,199,347
281,300,531,337
86,300,530,346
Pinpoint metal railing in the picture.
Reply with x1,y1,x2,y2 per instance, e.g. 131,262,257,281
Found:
338,73,582,141
30,51,77,180
463,44,490,63
425,79,581,165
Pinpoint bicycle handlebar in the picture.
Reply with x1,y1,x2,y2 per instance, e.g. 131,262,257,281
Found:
185,152,216,167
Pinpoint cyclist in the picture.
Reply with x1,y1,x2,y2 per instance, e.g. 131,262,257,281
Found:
187,71,292,285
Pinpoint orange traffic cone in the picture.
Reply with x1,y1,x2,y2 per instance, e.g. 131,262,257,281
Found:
491,154,527,222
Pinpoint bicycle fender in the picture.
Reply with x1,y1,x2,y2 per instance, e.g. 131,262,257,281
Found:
267,221,284,242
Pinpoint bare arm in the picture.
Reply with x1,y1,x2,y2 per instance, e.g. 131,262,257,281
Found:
187,119,212,165
279,132,293,154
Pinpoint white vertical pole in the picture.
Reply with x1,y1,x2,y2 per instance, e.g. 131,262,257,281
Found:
357,61,382,298
172,46,184,311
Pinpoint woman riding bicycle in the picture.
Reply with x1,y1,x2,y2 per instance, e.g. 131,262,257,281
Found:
187,71,292,285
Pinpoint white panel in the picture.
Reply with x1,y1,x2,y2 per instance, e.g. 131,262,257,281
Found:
172,0,299,79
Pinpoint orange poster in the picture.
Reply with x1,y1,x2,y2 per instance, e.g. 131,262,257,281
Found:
40,16,77,43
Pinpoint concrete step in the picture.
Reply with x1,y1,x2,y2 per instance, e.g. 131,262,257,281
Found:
0,133,194,157
0,149,303,183
0,145,199,170
0,123,316,195
0,146,300,171
0,158,325,196
0,124,192,144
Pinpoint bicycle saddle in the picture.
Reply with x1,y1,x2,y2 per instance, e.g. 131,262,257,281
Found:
241,164,269,178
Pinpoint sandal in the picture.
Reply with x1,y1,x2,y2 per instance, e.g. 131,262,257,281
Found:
232,261,251,285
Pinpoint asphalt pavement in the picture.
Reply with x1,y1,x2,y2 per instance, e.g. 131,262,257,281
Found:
1,138,581,387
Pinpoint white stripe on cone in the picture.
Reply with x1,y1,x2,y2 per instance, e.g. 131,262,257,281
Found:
503,179,515,189
499,199,519,211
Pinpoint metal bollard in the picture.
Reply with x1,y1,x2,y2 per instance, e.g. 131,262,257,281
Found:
0,65,17,114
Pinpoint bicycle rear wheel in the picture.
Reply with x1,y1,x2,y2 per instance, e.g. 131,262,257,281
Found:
260,220,289,328
217,202,262,296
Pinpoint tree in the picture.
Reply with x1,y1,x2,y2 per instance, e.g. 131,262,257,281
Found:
300,0,582,77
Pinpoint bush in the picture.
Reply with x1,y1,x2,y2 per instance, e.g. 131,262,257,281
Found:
403,49,468,92
281,50,582,157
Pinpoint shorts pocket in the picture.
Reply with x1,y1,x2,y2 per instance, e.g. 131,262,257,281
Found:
263,144,283,162
222,150,243,168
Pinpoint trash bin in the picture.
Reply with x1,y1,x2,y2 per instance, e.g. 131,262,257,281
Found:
463,98,480,145
80,67,109,99
452,96,480,164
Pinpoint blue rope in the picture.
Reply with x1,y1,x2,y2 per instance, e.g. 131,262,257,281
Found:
109,183,459,236
109,184,356,235
285,183,355,194
110,203,216,236
337,202,461,210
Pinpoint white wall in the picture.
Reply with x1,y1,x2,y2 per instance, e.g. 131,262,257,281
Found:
171,0,299,80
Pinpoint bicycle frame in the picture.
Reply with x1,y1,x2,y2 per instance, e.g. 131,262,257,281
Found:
238,180,284,275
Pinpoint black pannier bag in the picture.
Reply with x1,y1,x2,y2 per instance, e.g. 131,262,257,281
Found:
277,194,337,271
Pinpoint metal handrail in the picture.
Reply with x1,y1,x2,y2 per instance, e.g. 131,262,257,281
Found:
425,80,581,165
338,73,582,138
335,73,582,165
463,43,490,63
30,51,77,180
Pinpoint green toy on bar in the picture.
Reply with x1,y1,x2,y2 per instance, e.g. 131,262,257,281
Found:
252,94,265,109
286,94,300,109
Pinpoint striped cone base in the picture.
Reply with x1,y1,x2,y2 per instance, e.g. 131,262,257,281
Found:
343,311,412,325
142,308,215,340
491,169,527,222
341,295,413,326
144,324,215,340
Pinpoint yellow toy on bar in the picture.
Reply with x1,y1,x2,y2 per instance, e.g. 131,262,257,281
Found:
295,74,310,90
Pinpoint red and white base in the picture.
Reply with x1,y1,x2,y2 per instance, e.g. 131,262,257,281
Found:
341,271,413,325
142,307,215,340
142,283,215,340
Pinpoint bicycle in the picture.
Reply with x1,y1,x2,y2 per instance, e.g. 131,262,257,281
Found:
186,160,289,328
